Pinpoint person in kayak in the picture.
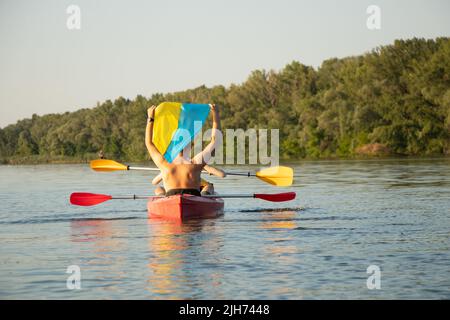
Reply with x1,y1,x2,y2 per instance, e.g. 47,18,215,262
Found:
145,103,222,196
151,156,226,196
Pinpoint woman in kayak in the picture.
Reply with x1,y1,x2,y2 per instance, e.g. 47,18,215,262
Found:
145,104,222,196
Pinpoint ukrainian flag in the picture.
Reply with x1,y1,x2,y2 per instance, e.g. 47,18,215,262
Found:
152,102,210,163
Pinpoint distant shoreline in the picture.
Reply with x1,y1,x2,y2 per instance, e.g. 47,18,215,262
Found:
1,154,448,166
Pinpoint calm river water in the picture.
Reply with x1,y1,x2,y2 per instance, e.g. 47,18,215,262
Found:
0,158,449,299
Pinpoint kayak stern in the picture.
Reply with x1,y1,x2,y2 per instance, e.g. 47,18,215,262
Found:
147,194,224,220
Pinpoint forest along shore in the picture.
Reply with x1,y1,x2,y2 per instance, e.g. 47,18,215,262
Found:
1,38,449,165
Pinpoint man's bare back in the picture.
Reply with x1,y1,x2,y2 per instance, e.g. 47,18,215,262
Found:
161,163,203,191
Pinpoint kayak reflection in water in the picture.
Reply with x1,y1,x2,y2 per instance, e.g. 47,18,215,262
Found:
145,104,225,197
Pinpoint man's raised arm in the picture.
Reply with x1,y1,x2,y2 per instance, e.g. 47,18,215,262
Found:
193,104,221,165
145,105,168,169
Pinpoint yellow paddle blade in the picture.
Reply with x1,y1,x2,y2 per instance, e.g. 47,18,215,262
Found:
90,159,128,172
255,166,294,186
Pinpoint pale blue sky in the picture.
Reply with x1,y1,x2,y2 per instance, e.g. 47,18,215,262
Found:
0,0,449,128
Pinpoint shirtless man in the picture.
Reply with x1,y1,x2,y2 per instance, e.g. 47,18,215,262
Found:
151,150,226,196
145,104,222,197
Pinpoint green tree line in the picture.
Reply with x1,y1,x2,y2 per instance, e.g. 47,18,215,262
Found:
1,38,449,164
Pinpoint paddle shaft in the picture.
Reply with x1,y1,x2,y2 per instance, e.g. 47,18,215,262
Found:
128,165,255,177
222,172,255,177
128,166,159,171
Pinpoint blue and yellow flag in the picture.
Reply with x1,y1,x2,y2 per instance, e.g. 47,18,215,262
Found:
152,102,210,163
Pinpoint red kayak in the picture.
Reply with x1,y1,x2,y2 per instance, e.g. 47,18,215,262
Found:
147,194,224,220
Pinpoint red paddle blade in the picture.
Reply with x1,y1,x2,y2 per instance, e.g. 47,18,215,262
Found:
70,192,112,206
254,192,296,202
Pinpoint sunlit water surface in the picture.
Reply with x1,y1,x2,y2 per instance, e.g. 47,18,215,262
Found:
0,158,449,299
